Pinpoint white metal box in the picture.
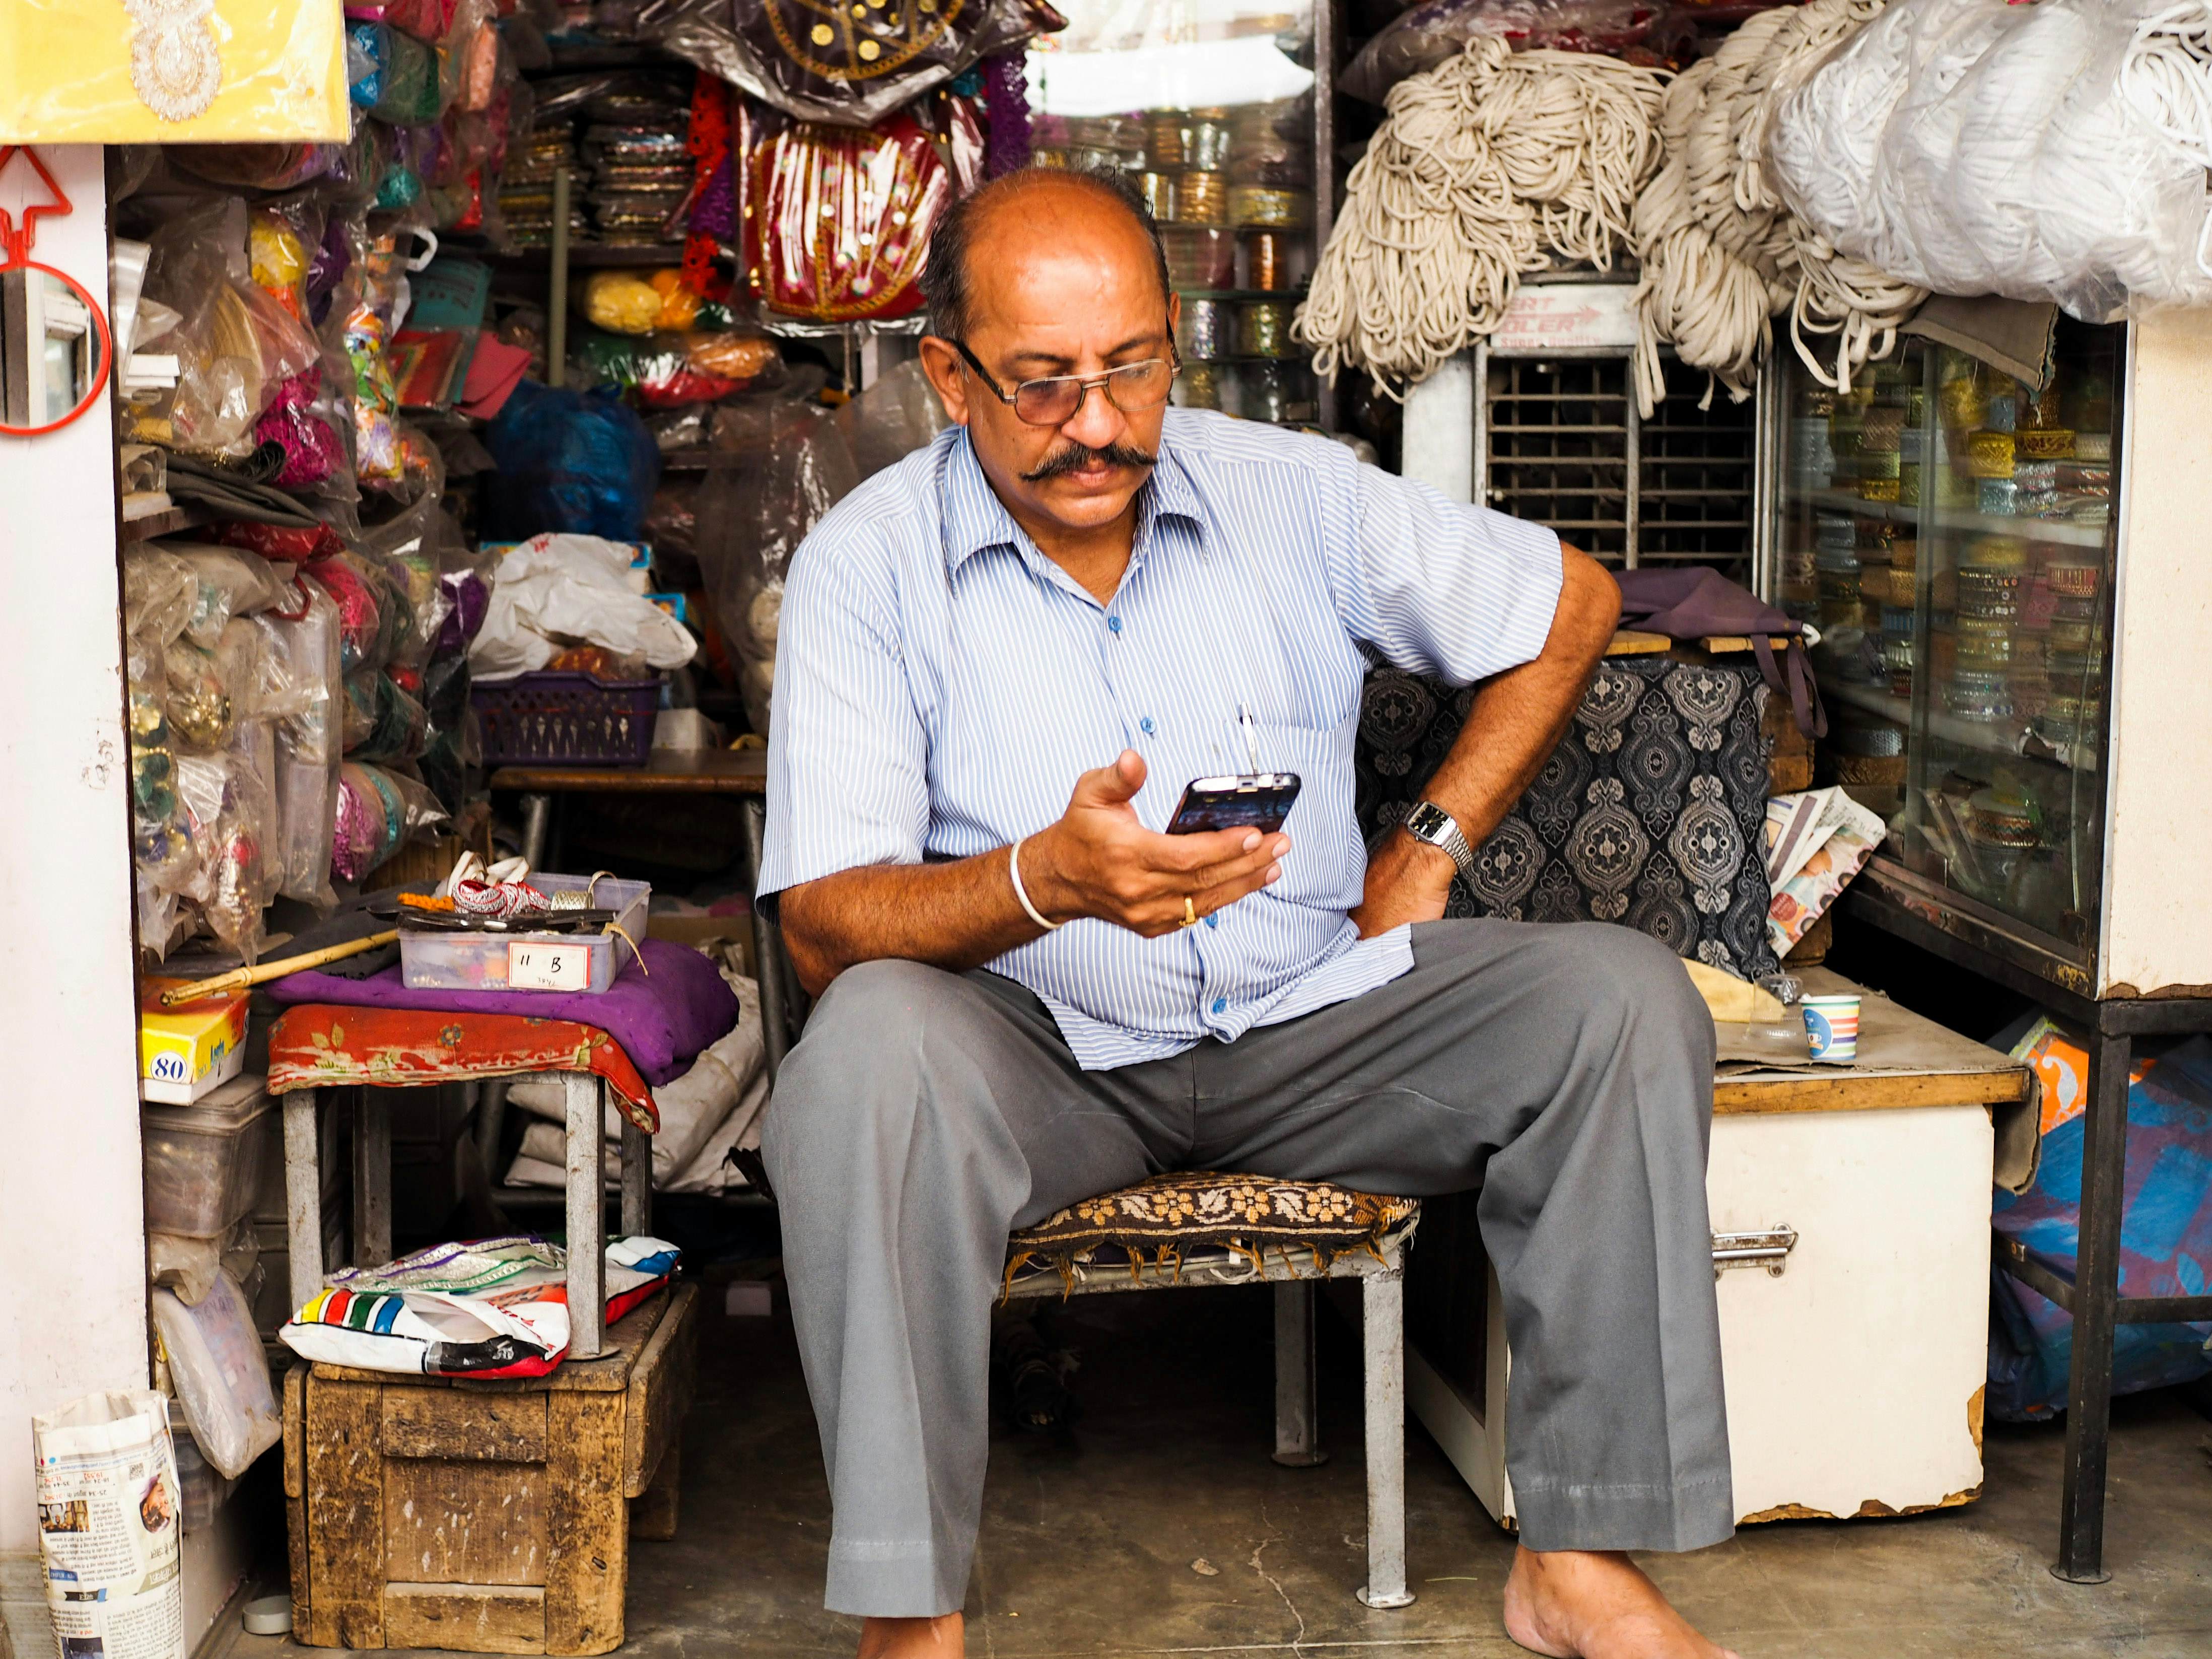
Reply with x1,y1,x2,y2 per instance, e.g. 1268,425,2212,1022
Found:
1407,1090,1999,1527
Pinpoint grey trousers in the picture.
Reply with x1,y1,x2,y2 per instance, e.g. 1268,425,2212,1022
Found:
763,919,1732,1617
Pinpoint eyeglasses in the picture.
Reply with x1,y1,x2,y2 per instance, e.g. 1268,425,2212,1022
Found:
948,338,1178,428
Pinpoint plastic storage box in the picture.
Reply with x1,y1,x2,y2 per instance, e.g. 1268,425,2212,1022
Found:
398,874,651,995
142,1074,276,1239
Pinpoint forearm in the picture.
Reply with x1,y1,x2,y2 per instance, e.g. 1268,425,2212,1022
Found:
1418,544,1618,845
779,847,1043,995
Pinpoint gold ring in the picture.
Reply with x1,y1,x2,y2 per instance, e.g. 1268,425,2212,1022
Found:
1182,896,1198,928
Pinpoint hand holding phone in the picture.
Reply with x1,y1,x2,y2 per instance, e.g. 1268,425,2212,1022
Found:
1024,751,1291,938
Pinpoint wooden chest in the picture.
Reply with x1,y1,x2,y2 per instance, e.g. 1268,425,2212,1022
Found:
282,1282,698,1655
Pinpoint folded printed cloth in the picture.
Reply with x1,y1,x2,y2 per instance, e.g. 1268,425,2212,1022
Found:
507,977,762,1181
508,1070,767,1196
267,936,738,1087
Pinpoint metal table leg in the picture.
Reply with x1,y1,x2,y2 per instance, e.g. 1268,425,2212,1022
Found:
519,792,553,870
566,1072,608,1359
2053,1026,2133,1584
619,1115,653,1237
1273,1281,1326,1467
1358,1270,1415,1610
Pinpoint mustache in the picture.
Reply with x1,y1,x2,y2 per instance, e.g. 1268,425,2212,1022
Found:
1020,441,1159,483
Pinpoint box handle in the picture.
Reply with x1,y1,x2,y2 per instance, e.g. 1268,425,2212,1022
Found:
1711,1224,1798,1278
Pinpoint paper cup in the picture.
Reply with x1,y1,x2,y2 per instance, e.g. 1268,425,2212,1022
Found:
1802,994,1861,1063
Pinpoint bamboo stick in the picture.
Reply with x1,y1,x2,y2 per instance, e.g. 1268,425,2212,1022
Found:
158,930,400,1007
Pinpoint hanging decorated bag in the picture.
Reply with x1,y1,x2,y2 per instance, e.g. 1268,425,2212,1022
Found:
648,0,1062,127
745,109,975,320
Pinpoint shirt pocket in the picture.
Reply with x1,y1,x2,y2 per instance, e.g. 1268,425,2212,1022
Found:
1249,719,1365,913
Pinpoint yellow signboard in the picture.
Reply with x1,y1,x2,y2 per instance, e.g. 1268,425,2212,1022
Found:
0,1,350,144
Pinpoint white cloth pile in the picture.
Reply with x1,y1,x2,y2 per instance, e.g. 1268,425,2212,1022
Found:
470,533,698,679
504,972,767,1196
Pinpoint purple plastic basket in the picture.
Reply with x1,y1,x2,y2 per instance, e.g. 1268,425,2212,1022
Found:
471,672,661,767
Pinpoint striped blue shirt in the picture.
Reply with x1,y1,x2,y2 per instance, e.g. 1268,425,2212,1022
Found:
759,408,1563,1069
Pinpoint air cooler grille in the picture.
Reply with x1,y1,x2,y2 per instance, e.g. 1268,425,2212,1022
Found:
1483,352,1756,588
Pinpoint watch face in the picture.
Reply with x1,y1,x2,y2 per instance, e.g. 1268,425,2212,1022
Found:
1407,803,1449,842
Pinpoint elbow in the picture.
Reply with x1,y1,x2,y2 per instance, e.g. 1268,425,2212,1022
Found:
1557,541,1620,661
775,887,841,999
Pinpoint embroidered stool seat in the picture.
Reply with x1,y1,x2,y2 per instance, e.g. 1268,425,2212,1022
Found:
1003,1171,1423,1609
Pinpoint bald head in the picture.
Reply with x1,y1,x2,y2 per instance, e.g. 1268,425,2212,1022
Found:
919,167,1173,343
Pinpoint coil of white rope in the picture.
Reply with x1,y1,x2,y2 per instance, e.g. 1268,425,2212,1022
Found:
1630,0,1924,414
1295,38,1666,395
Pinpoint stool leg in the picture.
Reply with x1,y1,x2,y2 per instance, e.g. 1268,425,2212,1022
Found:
283,1089,324,1301
352,1088,392,1269
619,1114,652,1237
1273,1281,1326,1467
1358,1271,1415,1610
566,1073,608,1359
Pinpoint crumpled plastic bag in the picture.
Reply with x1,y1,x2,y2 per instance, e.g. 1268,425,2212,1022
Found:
470,533,699,679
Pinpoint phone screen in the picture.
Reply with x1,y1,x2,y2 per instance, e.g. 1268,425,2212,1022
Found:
1167,774,1302,836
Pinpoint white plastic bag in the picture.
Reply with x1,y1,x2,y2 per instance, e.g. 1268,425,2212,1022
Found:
149,1272,281,1480
32,1390,188,1659
469,533,699,679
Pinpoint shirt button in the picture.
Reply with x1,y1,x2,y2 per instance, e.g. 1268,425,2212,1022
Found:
1108,615,1122,634
1211,997,1227,1014
1205,913,1218,929
1140,716,1155,734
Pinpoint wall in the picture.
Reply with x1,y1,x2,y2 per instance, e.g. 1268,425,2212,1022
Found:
0,143,152,1653
2101,306,2212,996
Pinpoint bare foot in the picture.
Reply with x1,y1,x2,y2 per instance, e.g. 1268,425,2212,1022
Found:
1502,1548,1740,1659
858,1612,963,1659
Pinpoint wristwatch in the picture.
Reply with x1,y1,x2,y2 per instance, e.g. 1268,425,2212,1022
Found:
1402,800,1477,882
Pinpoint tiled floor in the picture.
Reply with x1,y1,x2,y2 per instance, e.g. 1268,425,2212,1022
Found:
220,1271,2212,1657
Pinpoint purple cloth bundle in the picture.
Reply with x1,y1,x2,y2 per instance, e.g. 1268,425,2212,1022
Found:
267,936,741,1085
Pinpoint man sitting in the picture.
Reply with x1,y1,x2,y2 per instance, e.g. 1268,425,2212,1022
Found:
758,167,1741,1659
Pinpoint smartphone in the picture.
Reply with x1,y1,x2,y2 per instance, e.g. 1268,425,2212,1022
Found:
1166,773,1302,836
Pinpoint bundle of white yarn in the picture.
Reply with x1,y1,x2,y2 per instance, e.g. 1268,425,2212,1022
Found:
1629,0,1925,416
1770,0,2212,323
1295,38,1666,394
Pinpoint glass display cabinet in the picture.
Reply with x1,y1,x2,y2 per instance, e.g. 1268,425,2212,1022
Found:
1026,0,1329,427
1769,318,2122,996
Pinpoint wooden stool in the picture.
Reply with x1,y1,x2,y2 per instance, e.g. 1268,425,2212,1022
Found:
282,1283,698,1654
266,1004,662,1358
1004,1171,1421,1610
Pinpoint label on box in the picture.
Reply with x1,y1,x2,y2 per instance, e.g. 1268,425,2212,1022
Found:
508,941,591,991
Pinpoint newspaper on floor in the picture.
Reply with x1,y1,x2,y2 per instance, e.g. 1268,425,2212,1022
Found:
33,1389,187,1659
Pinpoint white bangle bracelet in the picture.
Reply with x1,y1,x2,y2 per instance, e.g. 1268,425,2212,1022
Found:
1009,836,1062,931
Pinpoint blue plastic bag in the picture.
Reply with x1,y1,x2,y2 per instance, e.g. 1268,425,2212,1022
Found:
1988,1029,2212,1420
481,381,659,542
